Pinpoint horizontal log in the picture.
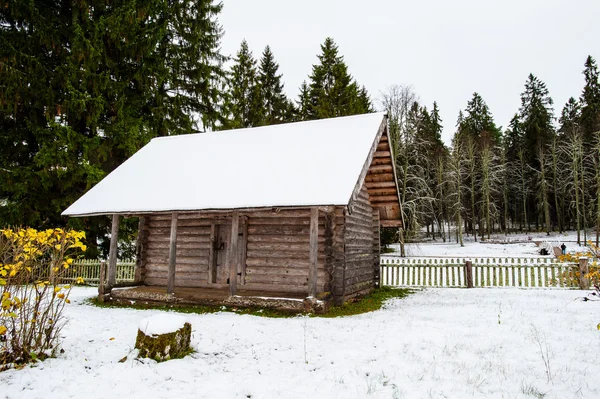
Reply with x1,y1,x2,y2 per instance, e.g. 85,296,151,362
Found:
344,267,374,279
245,210,311,218
347,214,373,225
345,227,375,237
146,256,210,266
247,242,323,252
376,142,390,151
380,219,403,227
365,173,395,183
380,134,388,142
246,248,325,259
147,248,210,258
147,236,212,245
246,257,326,268
248,225,325,236
145,270,207,279
246,267,327,278
368,165,393,174
150,213,230,221
249,217,322,226
345,273,375,286
365,181,396,189
149,219,215,228
370,195,399,203
144,277,167,286
148,226,212,235
373,150,391,158
370,157,393,166
148,242,211,251
248,235,326,244
368,188,398,196
244,274,329,289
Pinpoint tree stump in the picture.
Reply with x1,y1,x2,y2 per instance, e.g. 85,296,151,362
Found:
135,315,192,361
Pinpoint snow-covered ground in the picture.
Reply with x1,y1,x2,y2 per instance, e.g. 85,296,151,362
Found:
2,287,598,398
393,231,594,258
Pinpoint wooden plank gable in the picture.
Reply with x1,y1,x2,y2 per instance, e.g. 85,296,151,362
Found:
349,117,402,226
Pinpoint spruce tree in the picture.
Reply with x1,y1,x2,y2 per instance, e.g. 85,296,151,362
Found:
518,74,555,232
580,56,600,140
226,40,262,128
296,81,311,121
306,37,372,119
518,74,555,163
257,46,290,126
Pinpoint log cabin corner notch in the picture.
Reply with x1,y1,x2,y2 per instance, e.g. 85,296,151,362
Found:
62,112,402,310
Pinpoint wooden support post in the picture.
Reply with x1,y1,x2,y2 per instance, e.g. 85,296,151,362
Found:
98,260,107,302
578,257,590,290
107,214,120,291
465,260,474,288
229,210,239,296
134,216,147,284
208,224,216,284
308,207,319,298
167,212,178,294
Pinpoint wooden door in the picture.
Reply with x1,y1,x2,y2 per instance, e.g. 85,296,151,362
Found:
213,224,230,284
210,221,247,285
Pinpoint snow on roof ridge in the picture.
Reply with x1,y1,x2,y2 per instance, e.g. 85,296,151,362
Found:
150,112,386,142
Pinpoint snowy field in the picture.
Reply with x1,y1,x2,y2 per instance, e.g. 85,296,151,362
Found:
394,231,594,258
2,287,598,399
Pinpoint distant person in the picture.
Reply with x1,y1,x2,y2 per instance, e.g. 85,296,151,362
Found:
561,243,566,255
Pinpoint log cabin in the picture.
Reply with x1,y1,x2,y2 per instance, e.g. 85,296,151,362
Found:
62,112,403,311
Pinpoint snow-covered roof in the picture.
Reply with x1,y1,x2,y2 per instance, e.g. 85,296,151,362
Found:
62,112,386,216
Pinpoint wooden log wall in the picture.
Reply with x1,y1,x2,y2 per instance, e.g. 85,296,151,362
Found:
341,185,378,299
244,209,333,294
141,209,336,295
143,214,213,287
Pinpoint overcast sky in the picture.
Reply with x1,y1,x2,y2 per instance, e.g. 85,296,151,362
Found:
219,0,599,144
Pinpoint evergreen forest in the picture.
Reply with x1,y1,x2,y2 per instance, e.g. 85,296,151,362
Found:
1,1,599,257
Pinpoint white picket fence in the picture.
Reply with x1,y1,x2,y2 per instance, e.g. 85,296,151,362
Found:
380,256,582,289
63,259,136,284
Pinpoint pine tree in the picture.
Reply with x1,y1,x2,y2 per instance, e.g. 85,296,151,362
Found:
226,40,262,128
257,46,290,126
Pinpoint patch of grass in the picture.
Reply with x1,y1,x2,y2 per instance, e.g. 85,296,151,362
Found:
86,287,414,318
318,287,414,318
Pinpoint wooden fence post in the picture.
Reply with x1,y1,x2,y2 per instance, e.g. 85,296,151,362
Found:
578,257,590,290
98,260,107,302
465,260,474,288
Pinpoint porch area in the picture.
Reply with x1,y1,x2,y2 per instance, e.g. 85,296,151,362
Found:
109,285,326,312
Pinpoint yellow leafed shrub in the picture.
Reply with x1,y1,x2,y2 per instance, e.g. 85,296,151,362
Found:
0,228,86,371
555,241,600,286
